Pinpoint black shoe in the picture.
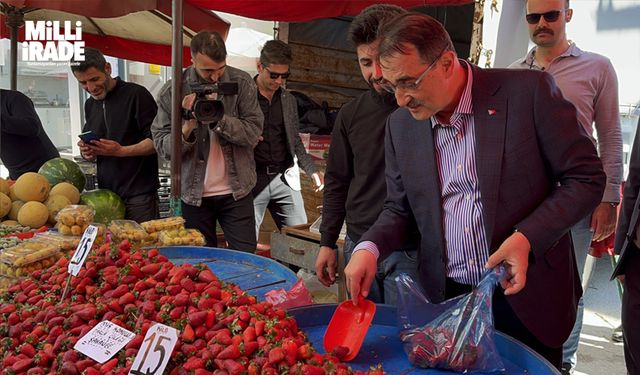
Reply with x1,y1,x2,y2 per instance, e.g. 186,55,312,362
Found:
612,325,624,343
560,363,573,375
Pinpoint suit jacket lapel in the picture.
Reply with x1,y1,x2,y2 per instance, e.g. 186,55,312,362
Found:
472,67,506,249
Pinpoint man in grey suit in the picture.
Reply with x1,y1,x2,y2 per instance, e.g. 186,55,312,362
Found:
613,115,640,375
252,40,324,235
344,13,605,368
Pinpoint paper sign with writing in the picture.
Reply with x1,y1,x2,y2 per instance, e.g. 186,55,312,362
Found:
74,320,135,363
129,323,179,375
68,224,98,276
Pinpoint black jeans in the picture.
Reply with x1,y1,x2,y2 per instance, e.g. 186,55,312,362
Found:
124,192,160,222
445,278,563,370
622,244,640,375
181,194,256,253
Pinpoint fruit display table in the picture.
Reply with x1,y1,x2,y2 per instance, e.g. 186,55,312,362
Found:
159,246,298,301
289,304,561,375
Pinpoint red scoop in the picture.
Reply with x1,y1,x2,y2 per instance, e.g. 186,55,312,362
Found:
323,296,376,361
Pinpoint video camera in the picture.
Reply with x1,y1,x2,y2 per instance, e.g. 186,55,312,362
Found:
183,82,239,124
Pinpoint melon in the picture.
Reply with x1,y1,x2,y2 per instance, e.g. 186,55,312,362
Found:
50,182,81,204
80,189,126,224
17,201,49,228
13,172,50,202
1,220,18,226
0,178,9,195
0,193,10,218
38,157,87,192
8,185,18,201
8,201,24,220
45,195,72,224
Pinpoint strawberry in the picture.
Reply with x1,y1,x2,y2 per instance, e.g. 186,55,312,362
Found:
217,343,241,359
282,339,298,366
298,344,314,360
268,347,285,365
182,324,195,343
188,310,208,327
183,356,206,370
300,364,325,375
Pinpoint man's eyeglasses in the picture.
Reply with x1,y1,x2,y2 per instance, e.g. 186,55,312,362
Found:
264,66,290,80
525,10,565,24
380,50,445,94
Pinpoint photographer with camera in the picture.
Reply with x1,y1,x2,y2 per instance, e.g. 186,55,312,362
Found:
152,31,263,253
252,40,324,236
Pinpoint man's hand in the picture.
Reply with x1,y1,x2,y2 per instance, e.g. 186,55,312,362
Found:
86,139,123,157
77,140,96,161
485,231,531,295
182,93,197,112
591,202,618,242
312,172,324,192
315,246,337,287
344,249,377,306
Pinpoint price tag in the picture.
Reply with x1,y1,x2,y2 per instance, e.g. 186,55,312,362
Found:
68,224,98,276
74,320,135,364
129,323,179,375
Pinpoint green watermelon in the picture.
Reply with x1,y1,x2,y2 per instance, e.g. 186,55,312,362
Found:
80,189,125,224
38,157,86,192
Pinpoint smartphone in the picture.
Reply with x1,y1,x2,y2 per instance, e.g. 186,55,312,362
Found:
78,131,101,144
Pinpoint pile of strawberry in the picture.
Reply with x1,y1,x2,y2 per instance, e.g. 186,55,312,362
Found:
0,240,384,375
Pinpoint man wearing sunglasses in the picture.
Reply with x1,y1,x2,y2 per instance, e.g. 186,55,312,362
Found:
315,4,420,306
252,40,323,236
344,12,605,369
509,1,622,373
152,31,263,253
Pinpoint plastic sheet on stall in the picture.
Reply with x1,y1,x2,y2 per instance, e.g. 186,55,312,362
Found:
265,278,313,309
396,266,506,373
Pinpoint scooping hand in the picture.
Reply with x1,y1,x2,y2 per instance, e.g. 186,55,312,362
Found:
343,250,377,306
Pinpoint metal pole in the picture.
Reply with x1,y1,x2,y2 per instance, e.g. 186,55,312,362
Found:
6,8,24,91
170,0,184,216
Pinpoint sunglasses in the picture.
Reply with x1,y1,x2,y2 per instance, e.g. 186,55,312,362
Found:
525,10,565,24
264,66,290,80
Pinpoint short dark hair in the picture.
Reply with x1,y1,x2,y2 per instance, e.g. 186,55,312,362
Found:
259,40,292,66
70,47,107,73
378,13,454,65
348,4,406,47
190,31,227,62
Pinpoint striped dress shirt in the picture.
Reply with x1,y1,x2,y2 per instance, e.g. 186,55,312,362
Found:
432,62,488,285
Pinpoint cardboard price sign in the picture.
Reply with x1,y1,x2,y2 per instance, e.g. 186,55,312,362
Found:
129,323,179,375
74,320,135,364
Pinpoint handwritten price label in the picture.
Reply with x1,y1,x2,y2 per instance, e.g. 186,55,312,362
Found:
129,323,178,375
74,320,135,363
68,225,98,276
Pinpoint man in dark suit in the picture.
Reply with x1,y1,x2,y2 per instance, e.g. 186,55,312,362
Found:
613,116,640,375
343,13,605,368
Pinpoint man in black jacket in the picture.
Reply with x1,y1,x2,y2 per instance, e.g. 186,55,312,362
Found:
71,48,159,222
0,89,59,179
315,4,419,305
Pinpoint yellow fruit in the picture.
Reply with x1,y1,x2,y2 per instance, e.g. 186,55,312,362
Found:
0,193,11,218
13,172,51,202
8,185,18,201
50,182,80,204
58,224,72,235
8,200,24,221
71,225,83,236
17,201,49,228
45,195,71,224
1,220,18,226
0,178,9,195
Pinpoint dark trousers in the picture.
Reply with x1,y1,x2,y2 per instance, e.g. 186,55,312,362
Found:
181,194,256,253
445,278,563,370
124,192,160,222
622,244,640,375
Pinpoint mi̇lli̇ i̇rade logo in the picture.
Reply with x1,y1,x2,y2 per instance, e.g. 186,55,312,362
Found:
21,20,85,65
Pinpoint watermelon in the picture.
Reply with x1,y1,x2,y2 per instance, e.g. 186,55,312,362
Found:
38,157,87,192
80,189,125,224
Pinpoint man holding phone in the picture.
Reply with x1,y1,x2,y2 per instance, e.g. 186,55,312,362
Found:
71,47,160,222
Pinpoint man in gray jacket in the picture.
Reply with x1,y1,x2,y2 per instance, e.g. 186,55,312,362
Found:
253,40,324,235
152,31,263,252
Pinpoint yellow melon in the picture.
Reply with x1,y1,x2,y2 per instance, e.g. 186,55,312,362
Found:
50,182,81,204
0,193,11,218
1,220,18,226
0,178,9,195
13,172,50,202
45,195,71,224
17,201,49,228
8,201,24,221
8,185,18,201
